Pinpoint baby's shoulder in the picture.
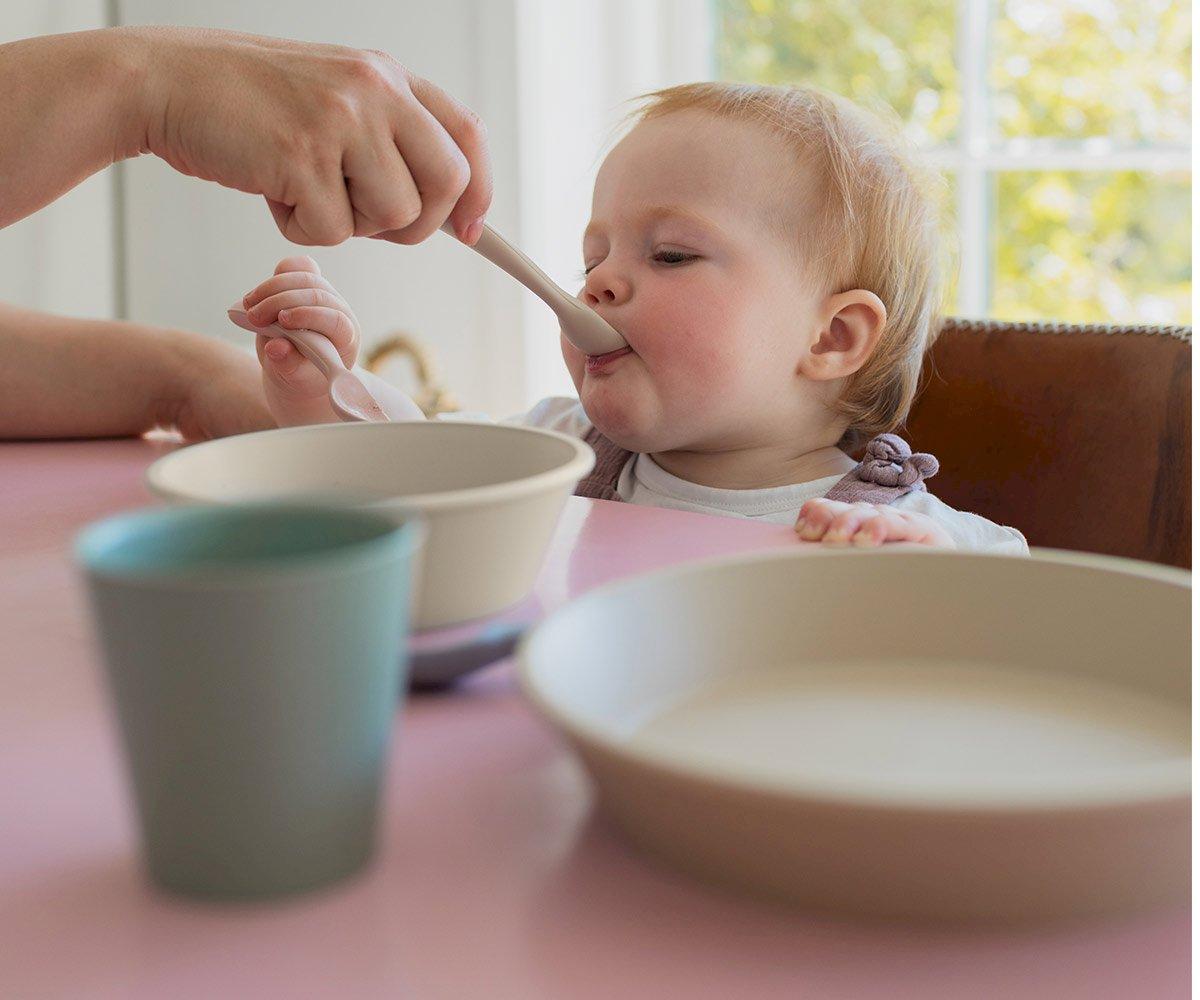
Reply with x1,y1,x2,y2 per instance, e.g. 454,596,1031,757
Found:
894,490,1029,555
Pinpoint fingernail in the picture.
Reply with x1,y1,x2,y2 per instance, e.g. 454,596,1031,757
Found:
264,338,289,361
464,216,485,244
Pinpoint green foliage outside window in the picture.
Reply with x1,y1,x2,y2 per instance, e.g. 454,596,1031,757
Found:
992,0,1190,142
716,0,1192,325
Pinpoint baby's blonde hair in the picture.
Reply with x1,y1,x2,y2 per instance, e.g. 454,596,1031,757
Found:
629,82,946,441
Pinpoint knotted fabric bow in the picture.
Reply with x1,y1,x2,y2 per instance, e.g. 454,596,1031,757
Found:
856,433,939,489
822,433,939,505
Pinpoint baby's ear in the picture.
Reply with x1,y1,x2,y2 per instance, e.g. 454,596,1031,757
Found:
798,290,887,382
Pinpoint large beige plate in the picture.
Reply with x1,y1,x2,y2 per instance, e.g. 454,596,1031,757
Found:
145,421,593,629
519,548,1190,924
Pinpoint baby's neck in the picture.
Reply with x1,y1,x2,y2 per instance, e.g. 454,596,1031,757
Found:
649,437,856,491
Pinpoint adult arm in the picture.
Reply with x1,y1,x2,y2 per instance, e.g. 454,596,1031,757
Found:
0,26,492,245
0,303,273,441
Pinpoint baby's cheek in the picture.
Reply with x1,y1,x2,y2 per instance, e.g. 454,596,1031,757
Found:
649,303,746,399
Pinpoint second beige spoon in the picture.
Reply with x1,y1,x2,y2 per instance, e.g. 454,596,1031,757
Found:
228,305,389,423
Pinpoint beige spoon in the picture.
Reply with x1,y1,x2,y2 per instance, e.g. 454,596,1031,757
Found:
443,222,628,357
228,305,389,423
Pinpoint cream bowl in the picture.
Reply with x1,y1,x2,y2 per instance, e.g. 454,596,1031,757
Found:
146,421,594,629
519,548,1190,924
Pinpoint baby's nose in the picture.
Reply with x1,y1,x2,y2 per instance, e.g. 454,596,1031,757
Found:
582,267,631,307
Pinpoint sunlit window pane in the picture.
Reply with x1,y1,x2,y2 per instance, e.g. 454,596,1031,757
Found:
992,0,1191,144
991,171,1191,324
715,0,961,147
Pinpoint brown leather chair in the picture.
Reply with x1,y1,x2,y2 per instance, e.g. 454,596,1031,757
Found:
904,319,1191,568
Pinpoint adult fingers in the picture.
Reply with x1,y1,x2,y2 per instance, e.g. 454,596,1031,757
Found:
342,130,423,237
265,166,355,246
379,98,469,245
406,71,492,243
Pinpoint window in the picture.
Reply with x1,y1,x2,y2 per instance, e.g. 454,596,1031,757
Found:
715,0,1191,324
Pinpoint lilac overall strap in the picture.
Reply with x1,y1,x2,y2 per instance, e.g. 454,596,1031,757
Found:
574,427,630,501
574,428,939,507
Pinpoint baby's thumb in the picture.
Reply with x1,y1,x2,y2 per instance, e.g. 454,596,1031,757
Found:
258,335,319,394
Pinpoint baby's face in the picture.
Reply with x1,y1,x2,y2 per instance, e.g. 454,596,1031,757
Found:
563,110,832,454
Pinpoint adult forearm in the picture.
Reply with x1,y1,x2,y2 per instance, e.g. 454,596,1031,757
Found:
0,28,149,229
0,304,214,439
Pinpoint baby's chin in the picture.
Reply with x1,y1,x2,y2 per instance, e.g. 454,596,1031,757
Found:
580,383,677,453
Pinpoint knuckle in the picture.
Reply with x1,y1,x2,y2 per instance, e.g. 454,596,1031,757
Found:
379,195,422,231
344,52,390,92
430,149,470,202
456,105,488,145
313,224,352,247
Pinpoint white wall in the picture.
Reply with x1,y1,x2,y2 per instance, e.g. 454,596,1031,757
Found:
0,2,116,320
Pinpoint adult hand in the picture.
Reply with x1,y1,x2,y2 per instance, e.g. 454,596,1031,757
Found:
136,27,492,246
0,27,492,246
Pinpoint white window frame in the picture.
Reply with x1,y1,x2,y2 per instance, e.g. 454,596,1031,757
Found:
937,0,1191,317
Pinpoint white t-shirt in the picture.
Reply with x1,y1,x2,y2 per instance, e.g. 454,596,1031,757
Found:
490,396,1028,555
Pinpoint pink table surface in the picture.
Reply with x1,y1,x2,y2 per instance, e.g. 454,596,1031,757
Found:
0,438,1189,1000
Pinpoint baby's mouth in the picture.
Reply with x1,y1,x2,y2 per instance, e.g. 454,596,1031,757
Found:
585,346,633,374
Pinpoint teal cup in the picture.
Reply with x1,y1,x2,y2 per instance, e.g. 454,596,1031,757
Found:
76,503,423,901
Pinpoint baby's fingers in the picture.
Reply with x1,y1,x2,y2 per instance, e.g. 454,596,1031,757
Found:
243,269,340,311
848,509,907,547
822,504,883,545
795,498,851,541
855,510,955,548
257,333,300,373
247,289,360,366
274,255,321,277
272,305,360,367
255,333,328,399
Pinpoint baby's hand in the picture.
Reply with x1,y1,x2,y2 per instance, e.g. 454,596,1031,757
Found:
241,256,362,427
795,498,954,548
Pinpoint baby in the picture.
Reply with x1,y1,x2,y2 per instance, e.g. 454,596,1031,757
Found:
239,82,1026,553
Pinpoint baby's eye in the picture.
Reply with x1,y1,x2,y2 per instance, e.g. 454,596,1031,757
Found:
652,250,699,266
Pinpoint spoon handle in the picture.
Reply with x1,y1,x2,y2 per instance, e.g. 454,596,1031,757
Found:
456,223,568,313
227,306,346,378
441,223,627,355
